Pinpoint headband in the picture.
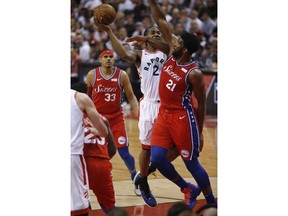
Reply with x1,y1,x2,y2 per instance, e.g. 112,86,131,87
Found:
99,49,114,58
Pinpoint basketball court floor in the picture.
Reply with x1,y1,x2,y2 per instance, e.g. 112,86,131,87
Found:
88,116,217,216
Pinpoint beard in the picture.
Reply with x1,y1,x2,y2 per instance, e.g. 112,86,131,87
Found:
172,47,184,58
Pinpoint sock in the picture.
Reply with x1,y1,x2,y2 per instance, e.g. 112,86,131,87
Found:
118,147,136,180
151,146,188,189
184,158,211,190
204,191,217,204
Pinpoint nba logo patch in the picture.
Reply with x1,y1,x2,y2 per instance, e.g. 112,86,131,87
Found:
181,68,188,73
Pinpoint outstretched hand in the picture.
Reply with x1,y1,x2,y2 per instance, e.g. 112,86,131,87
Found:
126,35,147,46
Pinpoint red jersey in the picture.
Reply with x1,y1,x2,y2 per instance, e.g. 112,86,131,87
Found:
91,67,123,119
83,116,110,160
159,55,198,111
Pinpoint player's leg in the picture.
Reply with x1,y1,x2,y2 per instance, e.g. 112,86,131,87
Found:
85,157,115,213
117,146,137,180
134,100,158,206
184,158,216,204
71,155,90,216
151,110,201,209
173,110,216,205
110,117,137,181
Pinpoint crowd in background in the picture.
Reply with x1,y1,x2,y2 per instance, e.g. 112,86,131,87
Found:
71,0,217,84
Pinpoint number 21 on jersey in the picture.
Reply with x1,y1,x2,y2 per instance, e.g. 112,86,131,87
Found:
166,79,176,91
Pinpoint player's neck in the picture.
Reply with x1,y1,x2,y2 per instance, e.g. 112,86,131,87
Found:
147,44,157,52
176,54,192,65
101,66,114,76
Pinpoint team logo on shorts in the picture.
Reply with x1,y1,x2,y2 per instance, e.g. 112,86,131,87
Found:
181,150,190,158
118,136,126,145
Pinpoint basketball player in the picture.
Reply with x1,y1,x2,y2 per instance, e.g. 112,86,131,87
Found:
85,49,139,191
93,21,180,208
71,89,108,216
146,0,217,209
71,81,117,214
84,116,116,214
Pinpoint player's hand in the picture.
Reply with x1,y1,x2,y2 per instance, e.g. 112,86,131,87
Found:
88,127,99,136
199,133,204,152
93,18,110,32
126,36,147,46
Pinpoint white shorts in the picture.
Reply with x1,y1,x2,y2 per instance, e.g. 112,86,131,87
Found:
138,99,160,146
71,154,90,214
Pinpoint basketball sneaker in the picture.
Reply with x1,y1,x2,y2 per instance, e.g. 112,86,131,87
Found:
133,171,141,196
135,172,157,207
181,183,201,209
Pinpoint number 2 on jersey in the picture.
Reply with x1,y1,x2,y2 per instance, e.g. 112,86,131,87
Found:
166,79,176,91
152,65,159,76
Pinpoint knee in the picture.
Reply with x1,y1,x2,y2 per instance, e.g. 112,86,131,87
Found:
118,147,130,160
151,146,167,166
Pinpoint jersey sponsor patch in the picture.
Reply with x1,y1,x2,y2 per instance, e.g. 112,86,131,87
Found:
111,78,118,82
181,150,190,158
118,136,126,145
181,68,188,73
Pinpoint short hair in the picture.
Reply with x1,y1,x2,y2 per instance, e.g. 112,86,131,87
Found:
168,202,191,216
144,26,158,36
180,31,200,55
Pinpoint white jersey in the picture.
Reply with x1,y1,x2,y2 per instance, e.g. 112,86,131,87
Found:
71,89,85,155
137,49,167,101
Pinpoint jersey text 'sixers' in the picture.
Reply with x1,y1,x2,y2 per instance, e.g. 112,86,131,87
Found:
159,55,198,111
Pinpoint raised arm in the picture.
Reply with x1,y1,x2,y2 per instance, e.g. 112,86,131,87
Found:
188,69,206,151
120,71,139,117
126,35,170,56
76,92,108,137
94,21,140,65
148,0,174,54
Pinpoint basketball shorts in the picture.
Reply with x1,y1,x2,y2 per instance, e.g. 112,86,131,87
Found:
151,108,200,160
138,99,160,149
71,154,90,215
85,157,115,212
107,114,129,149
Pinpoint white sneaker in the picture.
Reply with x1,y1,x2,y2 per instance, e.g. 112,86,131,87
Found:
133,171,141,196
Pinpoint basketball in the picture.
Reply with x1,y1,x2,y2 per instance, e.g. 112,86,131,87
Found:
93,4,117,26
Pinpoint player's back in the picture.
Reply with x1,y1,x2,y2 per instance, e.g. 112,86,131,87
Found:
91,67,123,117
137,49,167,101
71,89,85,155
159,55,198,111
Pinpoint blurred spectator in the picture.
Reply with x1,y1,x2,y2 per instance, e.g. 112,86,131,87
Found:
132,21,145,36
79,39,91,62
71,47,81,84
174,23,185,36
192,0,206,18
170,7,181,25
107,206,129,216
81,0,102,10
200,10,217,40
200,44,214,69
118,0,136,12
167,202,197,216
206,0,217,21
185,9,203,33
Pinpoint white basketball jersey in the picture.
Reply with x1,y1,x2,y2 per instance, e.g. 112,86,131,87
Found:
71,89,85,155
137,49,167,101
